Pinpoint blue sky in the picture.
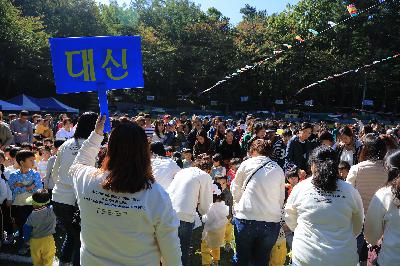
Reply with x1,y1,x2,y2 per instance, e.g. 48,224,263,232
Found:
97,0,300,24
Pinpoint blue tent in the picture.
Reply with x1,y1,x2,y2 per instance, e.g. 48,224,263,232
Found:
8,94,41,111
49,97,79,113
0,100,24,111
8,94,79,113
28,96,79,113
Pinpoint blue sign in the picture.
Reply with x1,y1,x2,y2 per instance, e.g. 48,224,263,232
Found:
49,36,144,93
49,36,144,132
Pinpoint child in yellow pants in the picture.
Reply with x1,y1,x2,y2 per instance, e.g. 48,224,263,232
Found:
269,209,287,266
201,182,229,266
201,239,221,266
30,235,56,266
23,189,56,266
224,220,233,250
269,240,287,266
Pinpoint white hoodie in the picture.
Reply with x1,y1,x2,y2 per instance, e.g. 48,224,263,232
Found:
56,127,75,140
167,167,213,223
202,201,229,248
0,167,12,201
285,178,364,266
52,138,85,205
151,156,180,190
0,178,10,203
365,186,400,266
231,156,285,222
70,132,182,266
202,201,229,232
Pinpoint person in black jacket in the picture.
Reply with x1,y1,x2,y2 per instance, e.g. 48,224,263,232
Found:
284,122,313,173
186,118,203,150
193,129,215,158
217,129,242,162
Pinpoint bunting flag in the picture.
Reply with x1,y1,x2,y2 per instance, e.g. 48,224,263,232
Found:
297,53,400,95
308,29,319,36
295,35,305,42
199,0,388,95
328,21,337,27
347,4,358,17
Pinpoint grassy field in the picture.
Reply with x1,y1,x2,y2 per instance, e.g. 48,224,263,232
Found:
0,226,233,266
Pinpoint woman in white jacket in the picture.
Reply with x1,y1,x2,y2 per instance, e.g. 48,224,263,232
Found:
365,149,400,266
51,112,98,266
69,116,181,266
285,145,364,266
231,139,285,265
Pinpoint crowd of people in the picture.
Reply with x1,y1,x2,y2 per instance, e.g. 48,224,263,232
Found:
0,109,400,266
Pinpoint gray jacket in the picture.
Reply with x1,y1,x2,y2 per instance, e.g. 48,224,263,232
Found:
0,122,13,147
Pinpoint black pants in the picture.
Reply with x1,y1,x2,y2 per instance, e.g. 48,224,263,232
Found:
12,205,33,247
1,200,13,239
53,202,81,266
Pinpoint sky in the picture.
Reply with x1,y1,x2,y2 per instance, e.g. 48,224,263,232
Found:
97,0,301,24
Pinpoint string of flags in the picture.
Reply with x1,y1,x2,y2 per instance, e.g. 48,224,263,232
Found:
199,0,389,95
347,4,359,17
296,53,400,95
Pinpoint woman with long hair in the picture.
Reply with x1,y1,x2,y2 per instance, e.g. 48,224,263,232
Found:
380,133,399,152
346,133,388,264
213,122,226,146
69,116,181,265
365,149,400,266
52,112,98,266
152,119,166,143
193,129,215,158
336,126,363,166
285,146,364,266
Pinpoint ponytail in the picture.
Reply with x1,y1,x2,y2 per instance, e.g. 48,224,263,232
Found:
309,146,338,192
392,178,400,205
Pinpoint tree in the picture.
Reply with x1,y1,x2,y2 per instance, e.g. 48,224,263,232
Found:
12,0,108,37
0,0,50,97
1,0,399,111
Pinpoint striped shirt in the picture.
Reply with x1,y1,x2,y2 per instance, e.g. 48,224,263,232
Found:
145,126,155,138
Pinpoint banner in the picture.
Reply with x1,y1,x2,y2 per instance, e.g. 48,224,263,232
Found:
49,36,144,132
304,100,314,106
298,53,399,94
362,99,374,106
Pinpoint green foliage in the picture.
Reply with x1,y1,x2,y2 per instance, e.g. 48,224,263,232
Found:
1,0,399,111
0,0,50,97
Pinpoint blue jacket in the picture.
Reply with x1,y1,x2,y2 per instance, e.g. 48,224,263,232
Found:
8,169,42,201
